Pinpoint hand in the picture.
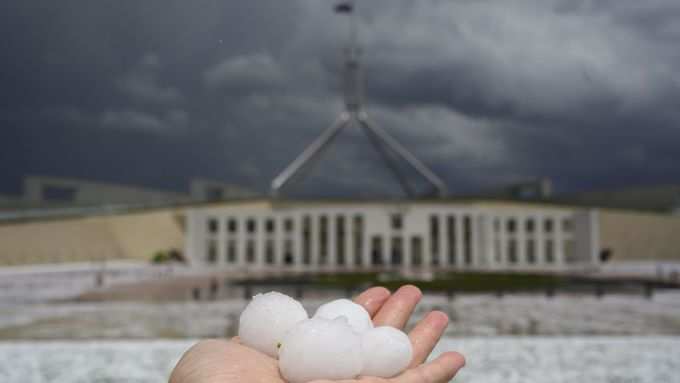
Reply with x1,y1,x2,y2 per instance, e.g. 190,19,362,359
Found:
169,285,465,383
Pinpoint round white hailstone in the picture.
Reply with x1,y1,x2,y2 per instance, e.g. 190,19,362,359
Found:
360,326,413,378
313,298,373,334
279,317,363,383
238,291,308,358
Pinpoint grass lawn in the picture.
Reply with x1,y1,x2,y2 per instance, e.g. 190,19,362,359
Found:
238,271,570,293
316,271,567,292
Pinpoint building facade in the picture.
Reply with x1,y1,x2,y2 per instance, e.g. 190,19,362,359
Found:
185,200,600,272
23,176,188,207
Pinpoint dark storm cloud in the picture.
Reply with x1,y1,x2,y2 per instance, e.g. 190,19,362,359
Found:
1,0,679,198
116,53,183,106
357,0,680,190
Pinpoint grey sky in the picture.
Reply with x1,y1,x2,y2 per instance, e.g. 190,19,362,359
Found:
1,0,679,197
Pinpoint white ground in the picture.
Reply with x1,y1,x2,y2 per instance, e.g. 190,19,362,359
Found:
2,292,680,339
1,292,679,382
0,262,195,303
0,337,678,383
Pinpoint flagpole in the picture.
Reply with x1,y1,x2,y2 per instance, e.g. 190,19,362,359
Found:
269,1,448,198
349,0,357,56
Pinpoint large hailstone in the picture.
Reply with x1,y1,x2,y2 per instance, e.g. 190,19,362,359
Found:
238,291,308,358
360,326,413,378
279,317,363,383
313,298,373,333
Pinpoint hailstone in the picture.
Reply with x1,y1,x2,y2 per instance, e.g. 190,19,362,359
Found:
238,291,308,358
279,317,363,383
360,326,413,378
313,298,373,333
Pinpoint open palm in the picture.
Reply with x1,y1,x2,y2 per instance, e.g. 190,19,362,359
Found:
169,285,465,383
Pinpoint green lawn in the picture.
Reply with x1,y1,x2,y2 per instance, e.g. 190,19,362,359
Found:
315,271,566,292
239,271,569,293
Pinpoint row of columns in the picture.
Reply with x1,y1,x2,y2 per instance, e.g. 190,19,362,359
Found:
195,210,571,271
419,213,478,269
487,214,569,269
204,214,372,270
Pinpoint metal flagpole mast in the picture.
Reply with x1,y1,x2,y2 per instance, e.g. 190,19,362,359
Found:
270,1,448,198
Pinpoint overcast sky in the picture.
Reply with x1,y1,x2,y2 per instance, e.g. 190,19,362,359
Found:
1,0,679,198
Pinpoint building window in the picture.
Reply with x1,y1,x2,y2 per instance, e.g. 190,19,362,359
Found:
42,185,77,202
391,214,403,230
353,215,364,265
206,187,223,201
266,218,275,234
507,219,516,233
494,239,502,263
319,215,328,265
564,239,575,263
508,239,517,264
545,239,554,263
228,218,237,233
446,215,455,266
284,240,294,265
284,218,294,233
227,240,237,263
208,218,219,234
430,215,439,256
527,239,536,264
411,236,423,266
544,218,554,233
391,237,403,266
246,240,255,263
526,218,535,233
371,236,383,265
207,240,217,264
246,218,256,234
302,215,311,265
464,216,472,265
265,240,275,264
562,218,572,232
336,215,345,266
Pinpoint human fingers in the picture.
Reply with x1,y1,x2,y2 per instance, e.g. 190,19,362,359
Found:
354,286,392,317
393,352,465,383
407,311,449,367
372,285,422,329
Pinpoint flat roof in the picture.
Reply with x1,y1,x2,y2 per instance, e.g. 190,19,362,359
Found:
2,195,677,226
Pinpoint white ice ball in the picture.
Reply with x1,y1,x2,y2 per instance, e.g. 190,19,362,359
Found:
313,298,373,333
238,291,308,358
360,326,413,378
279,317,363,383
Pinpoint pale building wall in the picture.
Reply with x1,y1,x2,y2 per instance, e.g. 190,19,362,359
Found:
572,210,600,267
104,210,185,259
599,209,680,262
0,199,612,270
0,210,184,266
185,200,588,272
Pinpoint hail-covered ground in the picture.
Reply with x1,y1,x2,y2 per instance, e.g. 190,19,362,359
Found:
1,292,679,382
1,292,679,339
0,337,678,383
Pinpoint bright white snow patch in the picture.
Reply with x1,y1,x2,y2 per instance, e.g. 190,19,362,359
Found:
1,337,679,383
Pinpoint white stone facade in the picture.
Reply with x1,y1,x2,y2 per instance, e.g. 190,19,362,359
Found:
185,201,600,272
